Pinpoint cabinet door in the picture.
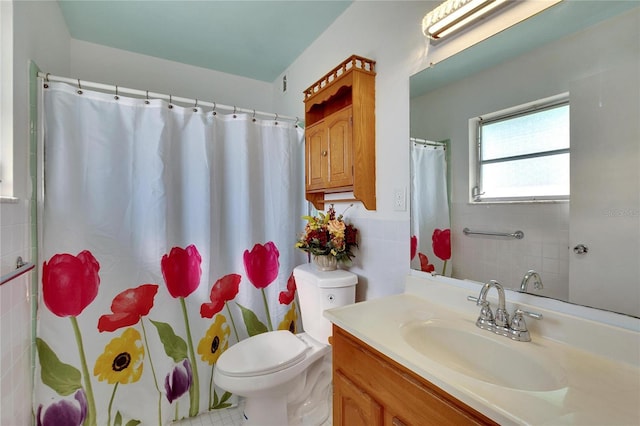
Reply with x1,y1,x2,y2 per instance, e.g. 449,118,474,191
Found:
326,107,353,189
305,121,327,191
334,369,383,426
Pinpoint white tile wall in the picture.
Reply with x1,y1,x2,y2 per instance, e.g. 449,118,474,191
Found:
0,200,34,426
452,201,570,301
343,216,410,301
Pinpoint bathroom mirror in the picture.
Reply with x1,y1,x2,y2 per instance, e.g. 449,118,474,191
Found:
410,1,640,318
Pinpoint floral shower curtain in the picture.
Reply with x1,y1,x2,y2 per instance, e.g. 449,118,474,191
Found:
35,81,306,425
410,140,451,275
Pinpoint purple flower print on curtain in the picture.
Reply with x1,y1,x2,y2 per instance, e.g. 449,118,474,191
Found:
37,389,88,426
165,359,193,404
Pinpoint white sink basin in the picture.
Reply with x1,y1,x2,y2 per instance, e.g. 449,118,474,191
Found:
400,319,567,392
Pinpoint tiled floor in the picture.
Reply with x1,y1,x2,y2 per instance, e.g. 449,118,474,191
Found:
173,398,333,426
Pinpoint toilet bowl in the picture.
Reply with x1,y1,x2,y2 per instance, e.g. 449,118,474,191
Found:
214,263,357,426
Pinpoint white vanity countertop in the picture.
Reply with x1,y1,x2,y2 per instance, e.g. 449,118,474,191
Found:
324,274,640,425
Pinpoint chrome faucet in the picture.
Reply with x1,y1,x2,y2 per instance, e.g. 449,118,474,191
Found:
469,279,543,342
476,280,509,329
520,270,543,292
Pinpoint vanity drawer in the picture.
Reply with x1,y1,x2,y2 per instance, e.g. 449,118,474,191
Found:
332,325,497,426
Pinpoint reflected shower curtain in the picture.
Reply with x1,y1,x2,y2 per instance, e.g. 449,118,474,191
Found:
35,81,305,425
410,141,451,275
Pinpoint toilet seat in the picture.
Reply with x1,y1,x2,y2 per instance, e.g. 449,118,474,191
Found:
216,330,310,377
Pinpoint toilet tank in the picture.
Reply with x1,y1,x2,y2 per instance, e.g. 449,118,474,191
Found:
293,263,357,345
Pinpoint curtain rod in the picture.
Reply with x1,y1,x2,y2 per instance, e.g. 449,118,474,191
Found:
38,72,301,125
410,137,446,147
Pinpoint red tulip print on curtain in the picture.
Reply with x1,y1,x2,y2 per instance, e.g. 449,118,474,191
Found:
40,250,101,426
243,242,280,333
243,241,280,289
418,253,435,273
160,244,203,417
42,251,100,317
278,273,296,305
97,284,159,332
200,274,241,341
432,228,451,275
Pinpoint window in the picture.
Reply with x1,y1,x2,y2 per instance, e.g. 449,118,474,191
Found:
0,0,13,198
470,94,569,202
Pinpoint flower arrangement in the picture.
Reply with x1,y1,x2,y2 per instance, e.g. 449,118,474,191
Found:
295,205,358,263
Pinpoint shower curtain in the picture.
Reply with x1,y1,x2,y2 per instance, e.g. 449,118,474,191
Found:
34,81,306,425
410,141,451,275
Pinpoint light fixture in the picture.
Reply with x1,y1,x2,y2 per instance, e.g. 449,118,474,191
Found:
422,0,511,40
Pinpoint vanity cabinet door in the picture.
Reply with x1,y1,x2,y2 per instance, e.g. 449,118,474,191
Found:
334,369,383,426
332,325,498,426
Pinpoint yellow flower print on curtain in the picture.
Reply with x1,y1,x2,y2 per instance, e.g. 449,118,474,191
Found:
198,314,232,410
93,327,144,426
198,314,230,365
94,328,144,384
278,302,298,334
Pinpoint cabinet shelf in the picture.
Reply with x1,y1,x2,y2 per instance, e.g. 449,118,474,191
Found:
303,55,376,210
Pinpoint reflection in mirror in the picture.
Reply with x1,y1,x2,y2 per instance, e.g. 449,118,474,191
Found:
410,2,639,317
410,138,450,275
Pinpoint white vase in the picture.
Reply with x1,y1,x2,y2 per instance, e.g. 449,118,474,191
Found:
313,255,338,271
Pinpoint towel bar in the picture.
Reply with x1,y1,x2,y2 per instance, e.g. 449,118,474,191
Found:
463,227,524,239
0,257,35,286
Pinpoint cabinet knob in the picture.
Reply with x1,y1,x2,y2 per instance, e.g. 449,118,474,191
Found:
322,150,328,157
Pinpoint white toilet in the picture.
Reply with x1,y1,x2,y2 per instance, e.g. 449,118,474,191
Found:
214,263,357,426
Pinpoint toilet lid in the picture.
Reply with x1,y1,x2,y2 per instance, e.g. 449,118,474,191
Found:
217,330,309,377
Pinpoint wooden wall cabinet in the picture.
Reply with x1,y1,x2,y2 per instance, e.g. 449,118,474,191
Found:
303,55,376,210
332,326,499,426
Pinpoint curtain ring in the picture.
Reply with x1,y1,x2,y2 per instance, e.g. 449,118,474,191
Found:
252,109,256,122
274,113,279,125
76,79,83,95
212,102,217,115
233,106,237,118
193,99,198,112
145,90,150,105
168,95,173,109
295,117,299,128
44,73,50,88
114,85,119,100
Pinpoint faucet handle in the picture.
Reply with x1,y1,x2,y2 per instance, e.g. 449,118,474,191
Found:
509,308,542,342
514,308,543,320
474,299,495,331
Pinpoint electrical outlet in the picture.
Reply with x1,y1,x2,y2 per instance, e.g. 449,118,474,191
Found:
393,187,406,211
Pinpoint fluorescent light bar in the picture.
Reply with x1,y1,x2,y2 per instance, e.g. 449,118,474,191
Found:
423,0,510,40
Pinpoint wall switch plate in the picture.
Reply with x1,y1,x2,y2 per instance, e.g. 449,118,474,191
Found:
393,187,406,211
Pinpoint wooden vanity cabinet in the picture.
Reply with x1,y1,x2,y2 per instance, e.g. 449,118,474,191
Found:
303,55,376,210
332,325,498,426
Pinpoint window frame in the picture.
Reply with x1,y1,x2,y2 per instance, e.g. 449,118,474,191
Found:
0,0,14,199
469,93,570,203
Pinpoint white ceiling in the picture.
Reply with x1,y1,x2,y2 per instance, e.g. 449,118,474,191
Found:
57,0,353,82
